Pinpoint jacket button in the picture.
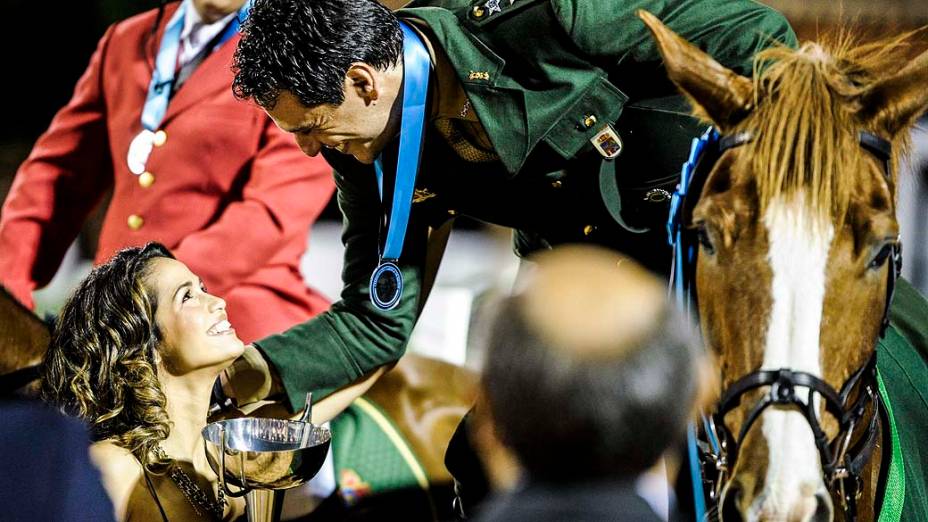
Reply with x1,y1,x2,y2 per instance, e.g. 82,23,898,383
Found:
583,224,596,236
153,130,167,147
582,115,598,129
551,180,563,189
472,5,485,17
127,214,145,230
139,172,155,188
448,209,457,216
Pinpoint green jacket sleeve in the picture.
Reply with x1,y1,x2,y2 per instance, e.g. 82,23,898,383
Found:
254,154,432,410
551,0,797,76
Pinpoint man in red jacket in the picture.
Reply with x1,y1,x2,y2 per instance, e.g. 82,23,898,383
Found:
0,0,334,343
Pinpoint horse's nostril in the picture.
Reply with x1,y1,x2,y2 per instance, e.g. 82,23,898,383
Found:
721,483,744,522
812,492,834,522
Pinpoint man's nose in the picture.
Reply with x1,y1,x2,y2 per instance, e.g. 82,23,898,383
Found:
295,134,322,157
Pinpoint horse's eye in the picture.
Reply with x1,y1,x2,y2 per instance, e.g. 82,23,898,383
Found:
695,224,716,255
868,243,894,270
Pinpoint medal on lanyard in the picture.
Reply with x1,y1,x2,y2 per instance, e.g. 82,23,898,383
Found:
127,0,251,175
369,22,431,311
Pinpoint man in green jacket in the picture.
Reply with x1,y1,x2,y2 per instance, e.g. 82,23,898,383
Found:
225,0,795,410
225,0,792,514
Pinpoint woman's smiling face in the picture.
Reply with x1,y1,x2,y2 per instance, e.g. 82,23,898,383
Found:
146,257,244,375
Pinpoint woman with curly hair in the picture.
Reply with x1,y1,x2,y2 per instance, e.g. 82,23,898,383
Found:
42,243,381,521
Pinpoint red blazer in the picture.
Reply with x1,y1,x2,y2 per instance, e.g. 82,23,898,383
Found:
0,4,335,343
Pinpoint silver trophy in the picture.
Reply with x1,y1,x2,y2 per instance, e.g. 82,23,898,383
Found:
202,393,330,522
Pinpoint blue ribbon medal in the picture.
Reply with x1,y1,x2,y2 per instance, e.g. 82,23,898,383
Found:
127,0,251,175
369,22,431,311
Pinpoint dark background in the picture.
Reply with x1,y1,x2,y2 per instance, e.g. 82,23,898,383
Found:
1,1,160,142
0,0,160,198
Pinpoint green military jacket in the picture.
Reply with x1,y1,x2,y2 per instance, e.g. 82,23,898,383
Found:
255,0,796,409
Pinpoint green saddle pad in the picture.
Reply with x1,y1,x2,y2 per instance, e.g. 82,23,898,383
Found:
329,397,429,506
877,278,928,520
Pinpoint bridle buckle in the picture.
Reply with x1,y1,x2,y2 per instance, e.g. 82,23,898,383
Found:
770,372,797,404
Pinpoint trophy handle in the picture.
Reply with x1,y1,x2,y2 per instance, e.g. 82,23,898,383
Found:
218,424,249,498
239,445,248,492
299,392,314,447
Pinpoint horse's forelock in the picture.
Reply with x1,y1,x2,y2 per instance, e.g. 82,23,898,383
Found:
745,32,917,224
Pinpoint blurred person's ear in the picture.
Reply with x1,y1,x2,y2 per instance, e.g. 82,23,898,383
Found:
470,388,521,492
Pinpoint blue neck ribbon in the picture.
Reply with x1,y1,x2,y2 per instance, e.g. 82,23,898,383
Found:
369,22,432,311
141,0,251,132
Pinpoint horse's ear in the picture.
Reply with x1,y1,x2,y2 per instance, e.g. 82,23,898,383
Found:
637,10,753,130
858,48,928,138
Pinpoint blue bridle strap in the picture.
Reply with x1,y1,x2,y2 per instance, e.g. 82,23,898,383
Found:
667,127,718,522
668,127,719,316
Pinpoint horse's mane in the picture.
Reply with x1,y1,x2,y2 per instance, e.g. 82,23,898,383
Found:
747,31,919,222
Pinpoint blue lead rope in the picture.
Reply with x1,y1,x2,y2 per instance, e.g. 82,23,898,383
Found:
667,127,719,521
369,22,432,311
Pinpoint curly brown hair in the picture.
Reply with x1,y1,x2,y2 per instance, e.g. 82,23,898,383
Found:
42,243,175,470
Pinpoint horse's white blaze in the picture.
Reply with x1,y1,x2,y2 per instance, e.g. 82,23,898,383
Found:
753,193,833,520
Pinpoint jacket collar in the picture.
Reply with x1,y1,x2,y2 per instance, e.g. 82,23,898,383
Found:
401,8,529,174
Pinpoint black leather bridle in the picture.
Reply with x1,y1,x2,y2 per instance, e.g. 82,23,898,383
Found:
669,127,901,520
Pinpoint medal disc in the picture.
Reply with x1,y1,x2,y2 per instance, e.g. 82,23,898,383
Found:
369,262,403,311
128,129,156,175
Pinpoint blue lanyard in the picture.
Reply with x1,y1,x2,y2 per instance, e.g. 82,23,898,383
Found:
369,21,432,311
140,0,251,132
140,2,186,132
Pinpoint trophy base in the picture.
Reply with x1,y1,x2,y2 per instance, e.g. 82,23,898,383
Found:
246,489,284,522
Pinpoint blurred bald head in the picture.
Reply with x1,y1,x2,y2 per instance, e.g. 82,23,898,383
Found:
521,246,667,361
481,245,700,482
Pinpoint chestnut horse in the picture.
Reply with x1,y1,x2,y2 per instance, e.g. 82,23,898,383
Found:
640,12,928,522
0,285,476,520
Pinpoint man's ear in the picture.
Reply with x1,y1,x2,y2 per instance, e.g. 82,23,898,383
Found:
346,63,379,104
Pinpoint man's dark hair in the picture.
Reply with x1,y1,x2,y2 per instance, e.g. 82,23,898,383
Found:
481,263,700,482
233,0,403,109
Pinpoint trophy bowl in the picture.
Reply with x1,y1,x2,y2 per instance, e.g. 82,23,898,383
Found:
202,417,331,492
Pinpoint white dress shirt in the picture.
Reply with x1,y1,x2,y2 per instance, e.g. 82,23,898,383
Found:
177,1,238,69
